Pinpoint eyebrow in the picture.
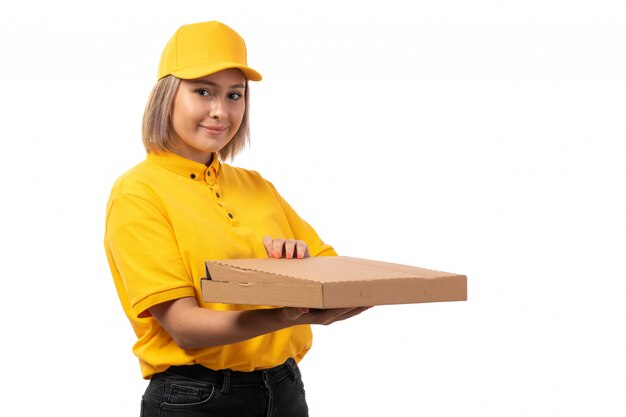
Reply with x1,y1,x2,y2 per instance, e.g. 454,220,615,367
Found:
190,80,246,89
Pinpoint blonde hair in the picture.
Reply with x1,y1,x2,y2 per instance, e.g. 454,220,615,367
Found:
142,75,250,161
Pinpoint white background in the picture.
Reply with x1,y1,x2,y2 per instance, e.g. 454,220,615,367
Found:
1,0,624,415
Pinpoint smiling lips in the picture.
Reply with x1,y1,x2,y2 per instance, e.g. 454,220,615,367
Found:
201,125,228,134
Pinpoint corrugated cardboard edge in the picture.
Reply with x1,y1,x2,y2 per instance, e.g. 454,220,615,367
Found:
202,279,326,308
203,261,326,307
320,275,466,307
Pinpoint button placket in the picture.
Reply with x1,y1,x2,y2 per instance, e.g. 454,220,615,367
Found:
212,184,224,204
220,199,237,225
204,170,214,185
207,183,236,225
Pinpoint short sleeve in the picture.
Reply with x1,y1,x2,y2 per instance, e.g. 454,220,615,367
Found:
105,194,195,318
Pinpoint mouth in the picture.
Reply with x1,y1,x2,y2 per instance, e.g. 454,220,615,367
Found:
200,125,228,134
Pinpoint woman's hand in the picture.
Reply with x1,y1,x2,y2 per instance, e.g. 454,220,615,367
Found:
281,306,371,326
263,236,310,259
260,237,370,325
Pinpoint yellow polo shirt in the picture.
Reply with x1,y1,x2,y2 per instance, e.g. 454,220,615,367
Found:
104,151,336,378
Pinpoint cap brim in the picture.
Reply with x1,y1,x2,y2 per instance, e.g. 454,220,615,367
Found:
167,62,262,81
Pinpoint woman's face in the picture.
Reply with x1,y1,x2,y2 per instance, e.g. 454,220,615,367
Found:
170,68,247,164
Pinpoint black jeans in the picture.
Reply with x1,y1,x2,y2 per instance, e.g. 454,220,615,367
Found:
141,358,308,417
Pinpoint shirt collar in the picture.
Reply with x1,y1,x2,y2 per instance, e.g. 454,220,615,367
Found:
147,151,221,183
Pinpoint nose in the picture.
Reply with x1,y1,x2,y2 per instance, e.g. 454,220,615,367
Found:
209,97,226,120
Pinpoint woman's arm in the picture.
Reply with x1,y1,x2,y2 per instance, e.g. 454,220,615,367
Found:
150,297,368,350
150,237,368,350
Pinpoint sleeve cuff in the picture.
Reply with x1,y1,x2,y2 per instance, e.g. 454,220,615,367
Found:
133,286,196,318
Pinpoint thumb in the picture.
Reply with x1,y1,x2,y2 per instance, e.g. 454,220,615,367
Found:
283,307,310,321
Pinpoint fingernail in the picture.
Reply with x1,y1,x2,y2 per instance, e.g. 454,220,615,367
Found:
287,253,292,259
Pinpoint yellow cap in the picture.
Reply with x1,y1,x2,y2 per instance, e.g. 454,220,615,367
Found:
157,21,262,81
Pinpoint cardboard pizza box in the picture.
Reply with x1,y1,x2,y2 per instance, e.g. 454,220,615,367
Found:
201,256,467,308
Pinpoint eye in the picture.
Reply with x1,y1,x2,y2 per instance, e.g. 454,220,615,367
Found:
228,92,243,101
195,89,211,97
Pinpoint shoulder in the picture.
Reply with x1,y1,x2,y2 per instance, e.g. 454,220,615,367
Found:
220,163,275,189
105,159,174,225
221,162,262,178
109,158,170,198
108,162,144,195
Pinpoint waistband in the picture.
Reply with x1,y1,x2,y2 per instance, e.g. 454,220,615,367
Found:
161,358,300,391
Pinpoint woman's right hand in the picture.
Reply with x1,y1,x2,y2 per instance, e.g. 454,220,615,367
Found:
281,306,371,326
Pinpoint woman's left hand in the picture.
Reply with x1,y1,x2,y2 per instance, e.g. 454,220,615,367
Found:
262,236,310,259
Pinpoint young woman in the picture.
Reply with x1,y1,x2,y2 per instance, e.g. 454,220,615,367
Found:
104,21,367,416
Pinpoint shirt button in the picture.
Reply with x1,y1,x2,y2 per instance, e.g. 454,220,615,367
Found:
190,173,196,179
